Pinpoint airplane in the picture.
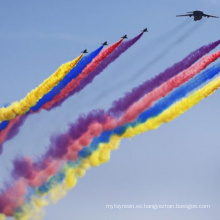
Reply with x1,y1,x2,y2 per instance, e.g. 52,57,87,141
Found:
102,41,108,46
176,11,219,21
82,49,88,54
121,35,128,39
142,28,148,33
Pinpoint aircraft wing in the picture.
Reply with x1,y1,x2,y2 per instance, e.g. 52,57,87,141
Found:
204,13,219,18
176,14,192,17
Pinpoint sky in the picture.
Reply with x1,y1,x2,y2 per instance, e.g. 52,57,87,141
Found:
0,0,220,219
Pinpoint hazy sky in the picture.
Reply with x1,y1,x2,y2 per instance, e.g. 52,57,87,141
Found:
0,0,220,219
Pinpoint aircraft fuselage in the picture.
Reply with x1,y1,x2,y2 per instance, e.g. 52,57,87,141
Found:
193,11,203,21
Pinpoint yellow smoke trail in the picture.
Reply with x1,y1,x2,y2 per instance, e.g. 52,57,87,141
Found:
0,214,5,220
0,54,83,123
14,76,220,220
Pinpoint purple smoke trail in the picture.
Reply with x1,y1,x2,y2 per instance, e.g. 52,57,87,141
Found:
108,39,220,117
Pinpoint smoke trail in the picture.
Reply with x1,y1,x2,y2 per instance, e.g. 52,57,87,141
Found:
108,39,220,116
151,19,192,44
4,74,220,219
0,54,83,123
44,34,143,110
31,46,104,111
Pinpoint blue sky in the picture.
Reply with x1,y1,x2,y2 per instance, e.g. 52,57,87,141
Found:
0,0,220,219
